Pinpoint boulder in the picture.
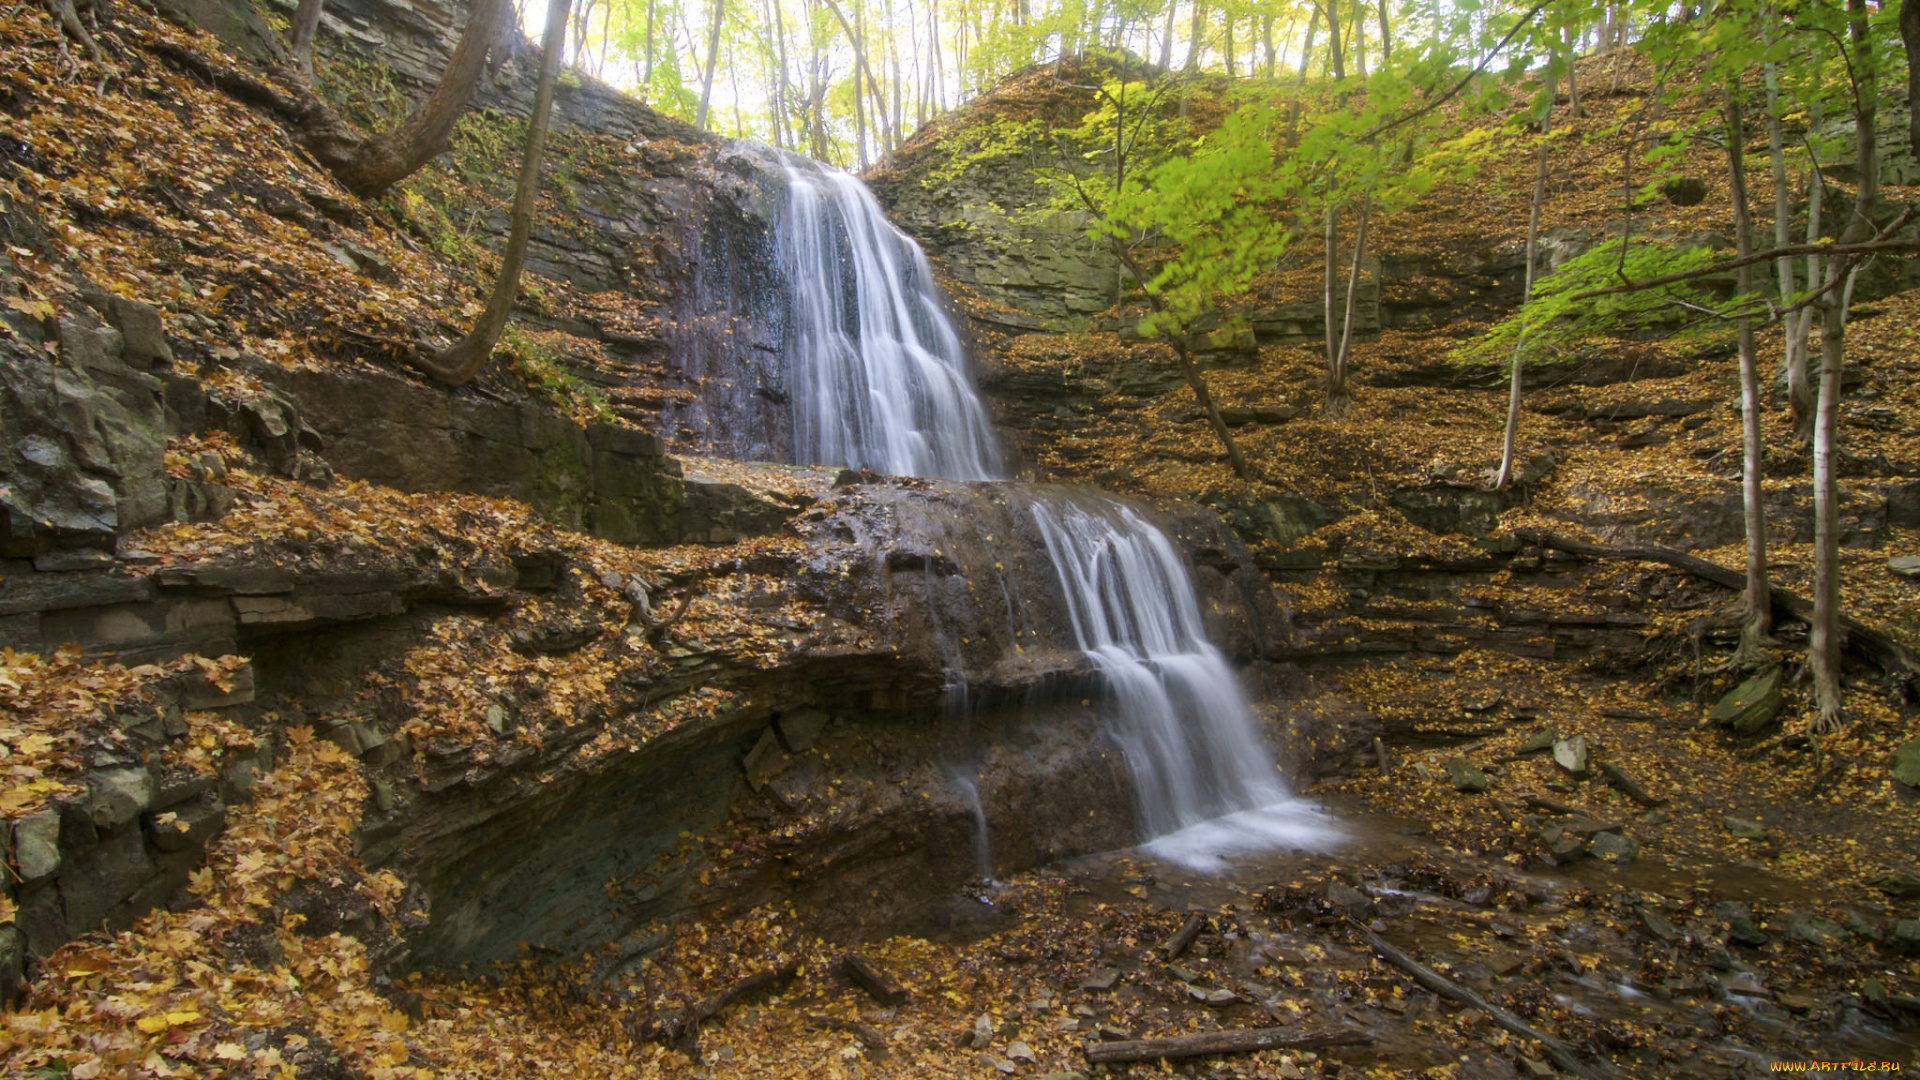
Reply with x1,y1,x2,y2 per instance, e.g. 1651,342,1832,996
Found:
104,297,173,368
1707,667,1784,734
1785,911,1843,946
1446,756,1491,793
1889,556,1920,580
1589,831,1640,863
1552,735,1591,776
88,768,154,830
1893,739,1920,788
11,811,60,882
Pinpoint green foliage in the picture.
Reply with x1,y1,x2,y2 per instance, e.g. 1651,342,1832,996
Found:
1451,239,1721,369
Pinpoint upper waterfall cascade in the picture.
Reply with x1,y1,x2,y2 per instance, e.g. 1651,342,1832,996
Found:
781,160,1002,481
776,160,1334,868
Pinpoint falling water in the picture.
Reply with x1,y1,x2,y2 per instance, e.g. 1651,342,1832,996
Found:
774,160,1334,869
780,160,1001,480
1027,494,1334,870
951,774,996,882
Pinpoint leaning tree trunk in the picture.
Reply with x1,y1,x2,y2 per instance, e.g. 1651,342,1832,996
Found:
696,0,725,131
1326,191,1371,419
1496,69,1553,489
410,0,572,386
1725,88,1773,666
308,0,510,198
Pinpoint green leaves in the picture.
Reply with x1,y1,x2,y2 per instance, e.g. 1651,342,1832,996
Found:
1452,238,1720,370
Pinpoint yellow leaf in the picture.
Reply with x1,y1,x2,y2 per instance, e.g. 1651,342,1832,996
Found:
136,1015,170,1034
5,296,54,320
213,1041,246,1061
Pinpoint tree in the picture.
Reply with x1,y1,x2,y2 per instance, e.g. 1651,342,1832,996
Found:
1494,60,1554,490
271,0,516,199
1808,0,1879,732
696,0,726,129
1724,82,1773,668
411,0,575,386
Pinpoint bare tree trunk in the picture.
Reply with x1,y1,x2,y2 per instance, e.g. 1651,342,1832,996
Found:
1496,72,1553,489
1903,0,1920,162
642,0,657,98
1764,53,1797,408
1725,88,1773,666
1811,284,1846,729
1288,7,1318,141
1326,192,1370,418
1325,0,1344,81
853,0,868,167
1792,166,1824,441
1185,0,1206,71
287,0,324,80
1561,23,1580,115
1323,202,1338,379
1159,0,1178,69
696,0,725,130
1811,0,1879,732
411,0,571,386
1375,0,1390,63
1350,0,1366,78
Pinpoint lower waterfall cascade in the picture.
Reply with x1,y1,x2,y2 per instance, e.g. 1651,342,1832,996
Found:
773,155,1336,869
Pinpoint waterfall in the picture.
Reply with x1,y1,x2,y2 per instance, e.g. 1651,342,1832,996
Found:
774,160,1333,869
781,161,1001,480
1027,494,1334,870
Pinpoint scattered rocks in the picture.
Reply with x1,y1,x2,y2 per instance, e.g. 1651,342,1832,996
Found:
1588,831,1640,864
1707,667,1783,735
1446,756,1491,793
1723,816,1768,840
87,768,154,830
1892,920,1920,955
1891,738,1920,788
1785,911,1843,947
1515,729,1557,755
12,811,61,882
1551,735,1590,777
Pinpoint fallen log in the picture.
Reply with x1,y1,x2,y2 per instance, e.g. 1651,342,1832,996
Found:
1512,528,1919,688
808,1014,888,1052
1357,924,1611,1079
1160,914,1206,960
1082,1025,1369,1063
841,952,910,1006
1598,761,1666,807
1523,794,1582,816
638,962,800,1051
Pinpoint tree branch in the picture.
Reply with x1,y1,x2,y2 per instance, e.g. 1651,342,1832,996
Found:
1569,207,1919,301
